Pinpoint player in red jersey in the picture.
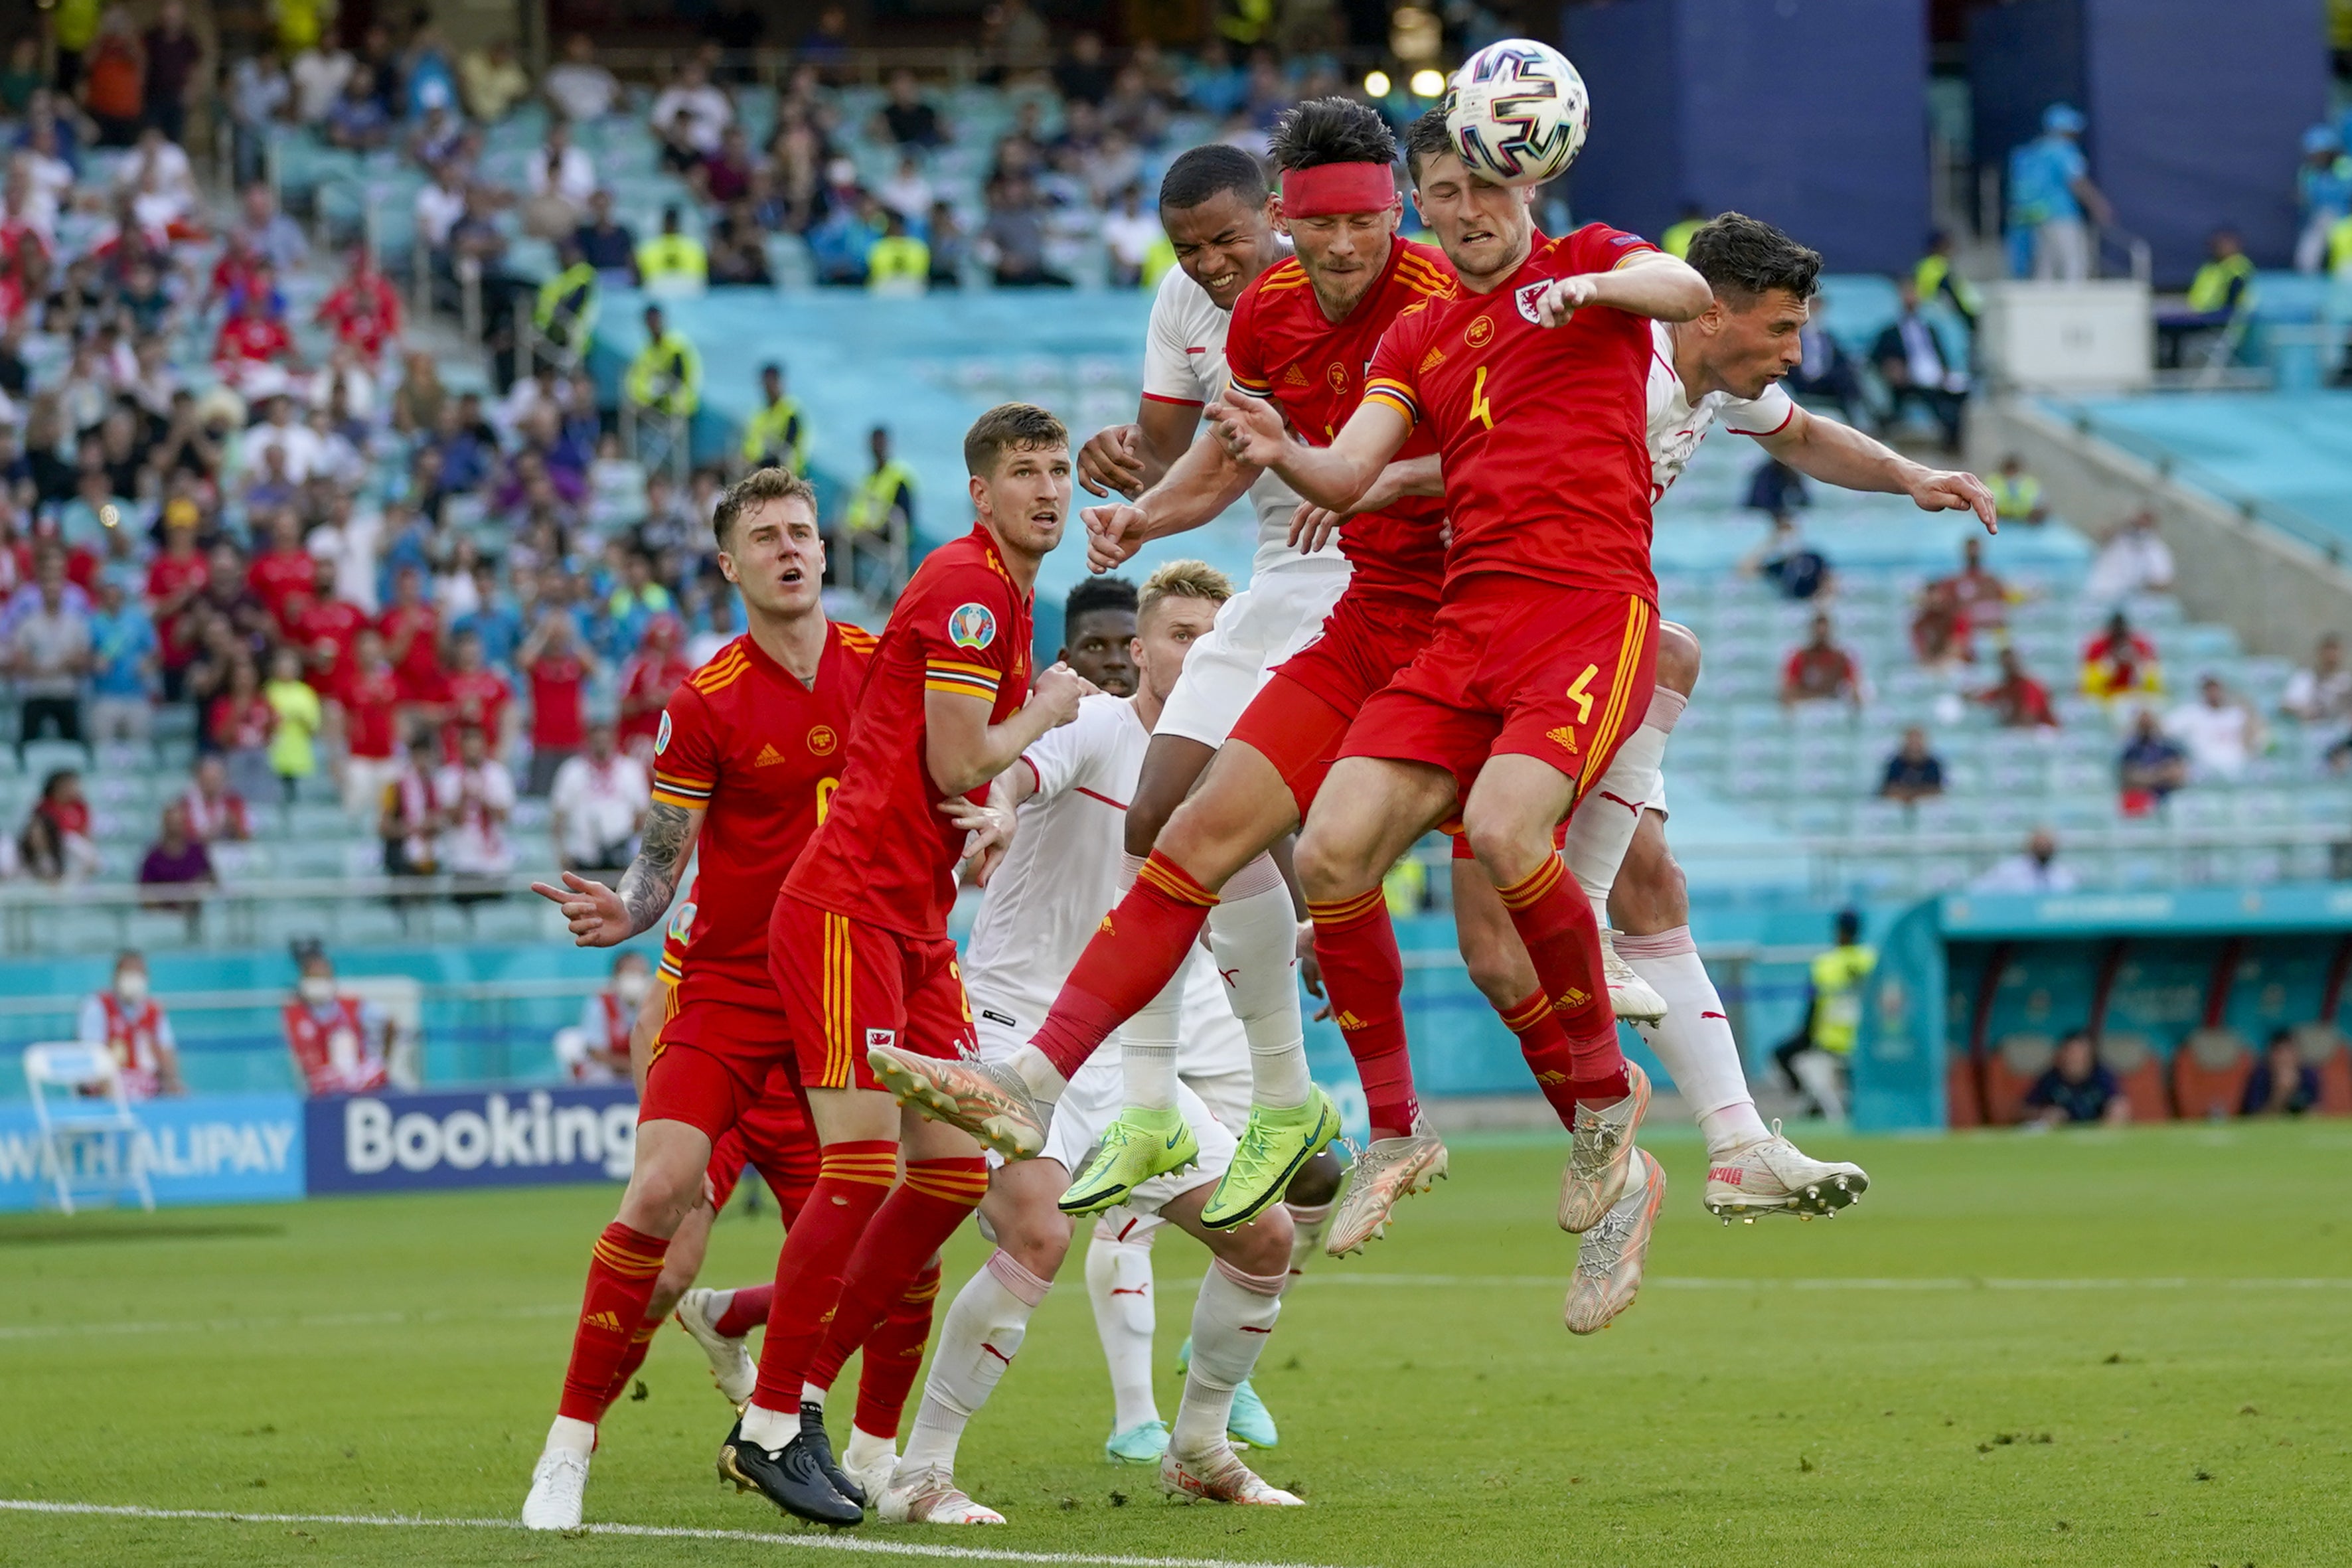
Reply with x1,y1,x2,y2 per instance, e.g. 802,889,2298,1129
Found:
519,469,882,1531
870,100,1466,1233
1206,111,1714,1275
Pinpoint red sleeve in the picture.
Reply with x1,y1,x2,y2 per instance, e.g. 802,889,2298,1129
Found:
1781,651,1803,686
1222,283,1269,398
915,566,1019,704
649,682,718,808
1362,304,1432,428
1567,222,1661,274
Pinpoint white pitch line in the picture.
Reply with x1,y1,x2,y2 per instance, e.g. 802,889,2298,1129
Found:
0,1500,1352,1568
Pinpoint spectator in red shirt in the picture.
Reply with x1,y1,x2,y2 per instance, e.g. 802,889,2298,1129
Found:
2081,609,2163,704
212,283,296,388
614,613,690,758
293,554,367,687
145,509,209,696
206,232,271,313
1942,535,2014,635
1781,611,1865,710
1974,647,2061,730
518,607,593,795
441,628,512,759
334,625,404,817
1909,576,1972,672
316,246,402,362
248,508,315,632
378,564,446,705
283,949,394,1097
182,753,254,843
208,655,278,803
18,769,100,884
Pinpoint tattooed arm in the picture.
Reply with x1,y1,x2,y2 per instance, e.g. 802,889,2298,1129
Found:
529,799,704,947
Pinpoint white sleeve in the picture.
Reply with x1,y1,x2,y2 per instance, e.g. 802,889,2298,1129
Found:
1019,694,1116,801
1140,272,1210,407
1723,380,1797,437
154,1012,176,1054
77,996,106,1044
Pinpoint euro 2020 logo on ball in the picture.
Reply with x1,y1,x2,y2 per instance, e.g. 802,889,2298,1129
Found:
949,602,997,650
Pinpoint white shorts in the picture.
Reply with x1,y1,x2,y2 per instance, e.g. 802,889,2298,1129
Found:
1152,563,1350,749
971,959,1253,1129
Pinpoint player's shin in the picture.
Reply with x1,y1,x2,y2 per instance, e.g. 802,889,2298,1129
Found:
1208,853,1312,1111
1561,690,1684,925
896,1250,1052,1478
1502,990,1585,1131
1169,1259,1285,1459
556,1221,671,1433
852,1257,941,1445
1306,887,1418,1139
1085,1215,1163,1449
1618,927,1770,1158
1121,971,1183,1113
744,1142,898,1441
1025,849,1217,1087
1490,855,1626,1103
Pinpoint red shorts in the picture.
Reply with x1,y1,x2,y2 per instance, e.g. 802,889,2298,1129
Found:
1344,578,1659,805
768,894,978,1093
1229,588,1435,818
641,992,795,1138
705,1063,819,1221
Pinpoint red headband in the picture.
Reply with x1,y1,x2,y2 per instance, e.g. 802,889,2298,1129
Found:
1279,162,1399,218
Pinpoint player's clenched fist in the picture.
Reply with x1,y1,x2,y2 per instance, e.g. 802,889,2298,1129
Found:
1203,386,1287,468
1026,659,1097,728
528,870,631,947
1077,424,1146,499
1081,503,1149,572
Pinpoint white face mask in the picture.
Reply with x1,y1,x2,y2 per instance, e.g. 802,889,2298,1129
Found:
116,971,149,1005
613,971,650,1006
298,976,335,1006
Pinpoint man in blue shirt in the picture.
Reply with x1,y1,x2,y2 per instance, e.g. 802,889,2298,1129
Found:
2025,1031,2128,1127
2007,104,2111,281
453,562,524,669
86,576,158,742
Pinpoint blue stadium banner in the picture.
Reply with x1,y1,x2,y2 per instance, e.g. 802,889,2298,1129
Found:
305,1085,639,1194
0,1093,305,1212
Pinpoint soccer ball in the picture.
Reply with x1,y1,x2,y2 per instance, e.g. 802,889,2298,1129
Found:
1445,39,1590,187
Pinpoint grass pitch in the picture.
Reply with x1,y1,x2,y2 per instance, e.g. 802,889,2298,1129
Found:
2,1121,2347,1568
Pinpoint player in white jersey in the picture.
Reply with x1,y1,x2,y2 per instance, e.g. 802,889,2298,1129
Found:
1073,141,1346,1238
1320,212,1996,1329
872,564,1308,1525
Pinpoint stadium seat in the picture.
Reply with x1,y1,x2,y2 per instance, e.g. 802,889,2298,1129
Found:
2290,1024,2352,1115
1944,1052,1985,1129
2096,1032,2171,1122
2171,1028,2254,1120
1986,1033,2054,1125
20,739,91,777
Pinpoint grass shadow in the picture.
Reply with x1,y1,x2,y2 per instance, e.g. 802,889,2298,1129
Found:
0,1218,287,1247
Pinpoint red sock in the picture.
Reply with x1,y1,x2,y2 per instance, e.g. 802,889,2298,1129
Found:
852,1255,942,1439
1308,888,1419,1140
1031,850,1217,1081
597,1318,663,1415
1492,858,1628,1104
749,1140,898,1411
714,1283,773,1340
803,1159,986,1401
557,1222,670,1423
1502,989,1581,1131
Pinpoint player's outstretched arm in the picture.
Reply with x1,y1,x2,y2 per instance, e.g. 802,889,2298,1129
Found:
1537,250,1713,327
1756,407,1998,534
1078,394,1204,499
1289,452,1444,553
1206,386,1407,514
925,661,1097,799
1080,416,1261,571
529,799,703,947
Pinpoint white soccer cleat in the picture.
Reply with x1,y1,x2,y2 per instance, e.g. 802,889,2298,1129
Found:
877,1462,1007,1525
522,1446,590,1530
1565,1149,1665,1335
1601,929,1668,1025
1160,1441,1305,1506
1324,1125,1448,1257
840,1428,900,1505
674,1287,756,1409
1705,1122,1869,1222
1558,1061,1650,1234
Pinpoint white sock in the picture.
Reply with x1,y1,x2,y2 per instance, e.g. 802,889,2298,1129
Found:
1283,1200,1333,1281
701,1287,736,1328
1562,690,1684,923
1618,928,1770,1160
1208,854,1310,1110
1084,1214,1161,1433
1169,1258,1285,1455
842,1425,895,1476
801,1381,826,1408
739,1400,795,1449
897,1250,1051,1474
546,1414,596,1454
1008,1044,1068,1105
1121,975,1184,1113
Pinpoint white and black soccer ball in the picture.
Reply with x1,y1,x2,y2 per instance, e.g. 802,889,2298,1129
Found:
1445,39,1590,187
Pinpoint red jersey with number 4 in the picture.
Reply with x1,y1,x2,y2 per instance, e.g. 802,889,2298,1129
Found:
1224,239,1455,608
653,625,874,1006
785,523,1033,940
1364,224,1662,602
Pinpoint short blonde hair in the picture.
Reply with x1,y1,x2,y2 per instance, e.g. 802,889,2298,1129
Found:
1137,558,1234,625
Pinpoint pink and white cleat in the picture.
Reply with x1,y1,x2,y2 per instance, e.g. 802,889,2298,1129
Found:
1558,1061,1651,1234
1565,1149,1666,1335
876,1463,1006,1525
1160,1442,1305,1506
867,1045,1049,1159
1323,1123,1449,1257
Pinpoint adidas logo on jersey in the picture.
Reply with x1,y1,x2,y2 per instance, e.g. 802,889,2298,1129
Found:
1418,345,1446,372
754,743,788,767
1097,914,1116,934
1282,364,1310,386
1546,726,1579,753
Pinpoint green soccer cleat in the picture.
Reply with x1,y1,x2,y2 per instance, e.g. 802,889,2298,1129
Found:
1104,1420,1171,1464
1058,1107,1198,1217
1198,1087,1340,1231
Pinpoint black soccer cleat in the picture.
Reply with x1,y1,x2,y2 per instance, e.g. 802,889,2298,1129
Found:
716,1418,864,1528
800,1399,866,1508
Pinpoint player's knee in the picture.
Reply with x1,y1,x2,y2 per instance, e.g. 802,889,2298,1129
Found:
1284,1148,1344,1209
645,1269,692,1320
995,1202,1073,1280
1458,920,1535,1007
1655,621,1702,698
1218,1209,1294,1278
1460,805,1547,888
1291,823,1365,903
